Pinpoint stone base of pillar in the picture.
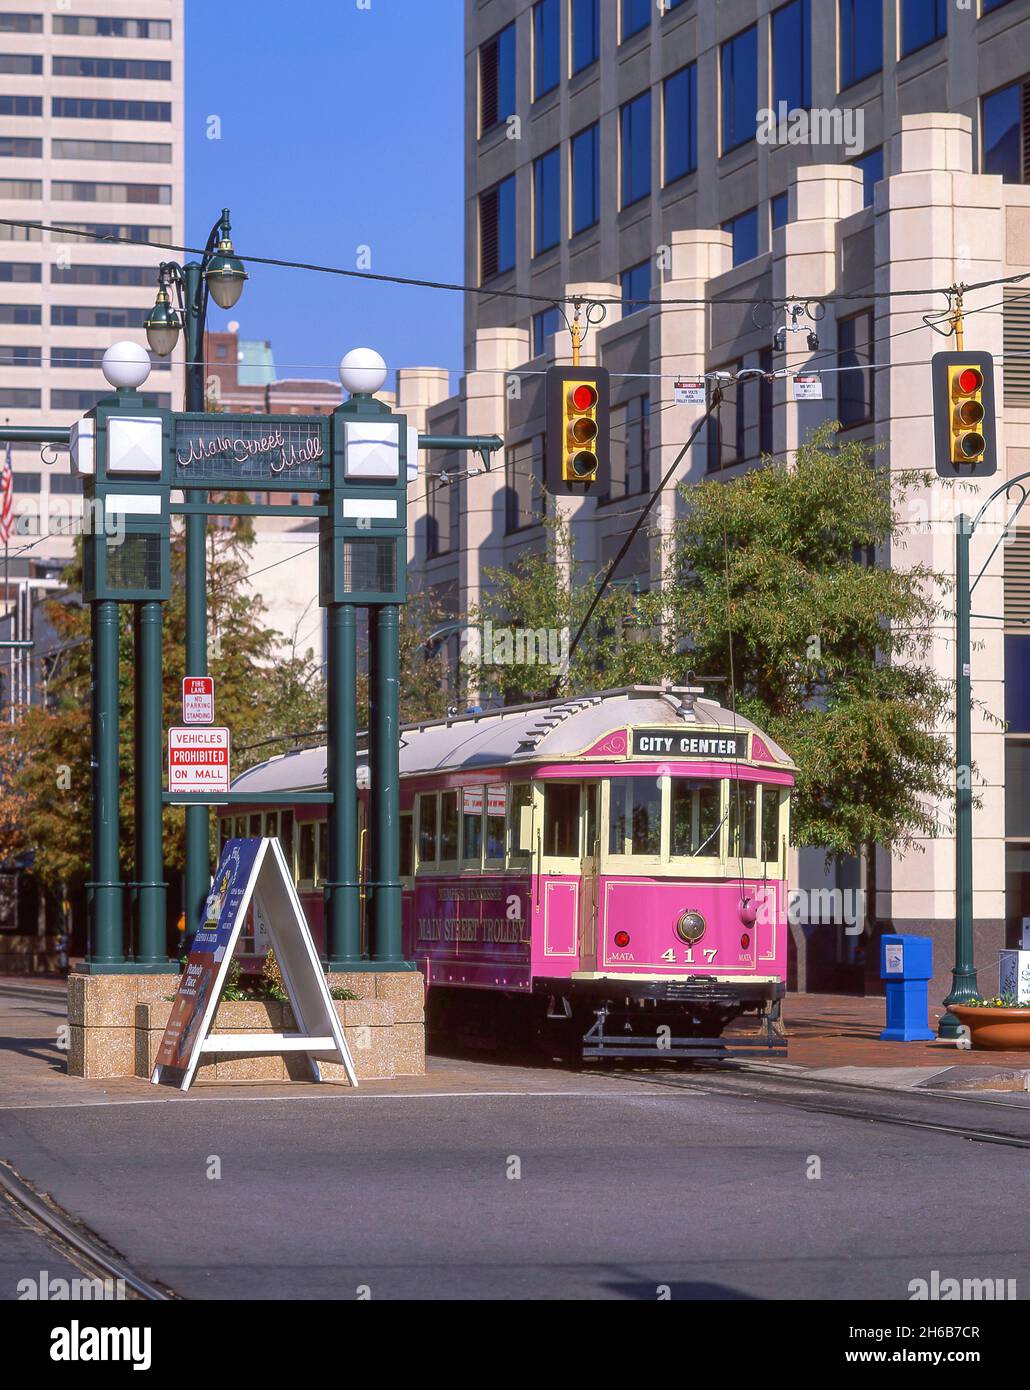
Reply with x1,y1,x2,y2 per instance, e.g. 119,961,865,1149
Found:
66,968,425,1082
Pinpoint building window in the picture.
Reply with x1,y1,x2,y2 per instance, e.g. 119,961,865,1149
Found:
52,57,171,80
0,137,41,158
0,13,42,32
52,389,171,411
721,25,758,154
571,0,600,74
771,191,789,229
983,80,1027,185
837,311,875,427
571,121,600,234
479,174,516,282
0,179,41,199
52,98,172,121
621,0,651,41
426,465,454,560
982,0,1014,10
620,91,651,208
0,221,41,241
50,181,172,204
50,222,170,246
51,139,172,163
505,438,545,533
621,259,651,316
51,305,148,328
664,63,697,184
772,0,811,112
722,207,759,267
605,395,651,501
533,0,559,100
533,306,561,357
0,96,41,116
50,263,152,286
480,22,516,134
900,0,947,57
53,15,172,38
851,147,883,206
622,0,647,40
0,346,41,368
707,364,745,472
0,304,40,324
0,388,40,408
533,147,561,256
0,53,41,74
839,0,882,88
0,262,41,283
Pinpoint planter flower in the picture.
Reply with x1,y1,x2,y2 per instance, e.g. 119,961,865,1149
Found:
951,995,1030,1051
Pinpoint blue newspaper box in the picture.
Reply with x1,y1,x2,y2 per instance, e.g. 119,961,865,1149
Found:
880,934,935,1041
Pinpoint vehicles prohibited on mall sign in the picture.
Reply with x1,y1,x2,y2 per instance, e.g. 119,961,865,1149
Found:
168,726,231,793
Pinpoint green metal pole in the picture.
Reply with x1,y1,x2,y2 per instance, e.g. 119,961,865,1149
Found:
182,260,210,931
371,604,405,965
89,600,124,966
326,603,362,967
135,600,168,966
940,513,979,1038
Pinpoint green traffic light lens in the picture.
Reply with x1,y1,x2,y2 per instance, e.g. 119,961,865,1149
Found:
958,432,986,459
570,451,597,478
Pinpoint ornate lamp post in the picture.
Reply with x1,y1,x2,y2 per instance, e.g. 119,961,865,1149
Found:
144,209,247,930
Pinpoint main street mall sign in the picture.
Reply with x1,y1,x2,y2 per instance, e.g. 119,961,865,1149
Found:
172,413,330,489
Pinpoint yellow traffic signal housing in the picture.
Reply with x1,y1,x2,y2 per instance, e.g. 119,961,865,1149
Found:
932,351,996,479
546,366,610,493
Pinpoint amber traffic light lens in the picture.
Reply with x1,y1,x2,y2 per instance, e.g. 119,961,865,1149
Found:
956,367,983,395
956,399,985,427
570,383,598,412
957,432,986,459
569,417,598,444
570,450,596,477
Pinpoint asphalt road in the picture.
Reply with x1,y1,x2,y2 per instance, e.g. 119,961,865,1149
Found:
2,1079,1026,1301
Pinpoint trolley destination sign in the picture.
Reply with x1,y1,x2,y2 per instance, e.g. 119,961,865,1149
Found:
631,728,748,759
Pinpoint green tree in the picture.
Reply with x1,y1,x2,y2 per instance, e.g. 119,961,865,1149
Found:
15,518,327,894
664,423,953,855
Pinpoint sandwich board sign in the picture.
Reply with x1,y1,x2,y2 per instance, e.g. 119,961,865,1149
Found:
152,837,356,1091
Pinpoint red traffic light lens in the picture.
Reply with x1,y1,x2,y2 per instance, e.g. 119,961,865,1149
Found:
570,383,597,412
957,367,983,395
614,930,630,947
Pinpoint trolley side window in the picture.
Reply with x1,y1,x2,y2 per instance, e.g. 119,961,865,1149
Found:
671,778,721,857
543,782,580,858
417,793,438,866
439,790,459,862
316,819,327,884
485,785,506,863
399,812,413,879
508,783,533,863
728,781,758,859
298,820,316,884
279,809,295,880
760,785,783,864
462,787,484,866
608,776,661,856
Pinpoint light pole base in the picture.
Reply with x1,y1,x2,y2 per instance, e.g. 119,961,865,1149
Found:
937,1009,964,1041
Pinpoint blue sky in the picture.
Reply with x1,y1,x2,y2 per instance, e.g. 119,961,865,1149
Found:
185,0,465,387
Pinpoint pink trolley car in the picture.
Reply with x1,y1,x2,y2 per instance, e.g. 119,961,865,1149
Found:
224,686,794,1061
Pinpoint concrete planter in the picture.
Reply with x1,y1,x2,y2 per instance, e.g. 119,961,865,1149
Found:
951,1005,1030,1051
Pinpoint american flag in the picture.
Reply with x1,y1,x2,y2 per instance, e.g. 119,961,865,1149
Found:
0,442,12,547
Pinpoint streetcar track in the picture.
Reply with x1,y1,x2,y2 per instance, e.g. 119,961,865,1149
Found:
0,1160,176,1301
610,1068,1030,1149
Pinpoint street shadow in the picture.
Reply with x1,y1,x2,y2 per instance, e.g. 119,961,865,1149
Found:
602,1281,760,1300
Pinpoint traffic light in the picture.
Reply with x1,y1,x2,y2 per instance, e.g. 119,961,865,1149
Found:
932,350,997,479
546,365,609,494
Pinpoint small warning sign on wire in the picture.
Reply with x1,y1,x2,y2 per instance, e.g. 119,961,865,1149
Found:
674,379,706,406
792,374,823,401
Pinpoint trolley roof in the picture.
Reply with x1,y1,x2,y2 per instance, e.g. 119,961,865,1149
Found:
229,686,794,796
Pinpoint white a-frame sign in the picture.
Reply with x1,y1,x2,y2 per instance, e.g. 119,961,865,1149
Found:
152,838,357,1091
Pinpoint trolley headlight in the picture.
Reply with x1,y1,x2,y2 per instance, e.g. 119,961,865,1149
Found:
675,910,706,944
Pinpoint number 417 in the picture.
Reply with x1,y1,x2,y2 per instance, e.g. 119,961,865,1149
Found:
661,946,717,964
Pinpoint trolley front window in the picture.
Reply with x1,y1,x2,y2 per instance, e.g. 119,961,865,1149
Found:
728,781,758,860
761,785,782,862
608,776,661,856
543,782,580,857
671,778,721,856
